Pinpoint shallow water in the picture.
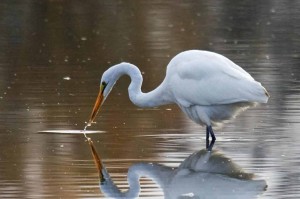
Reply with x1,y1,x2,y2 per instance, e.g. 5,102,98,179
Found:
1,0,300,198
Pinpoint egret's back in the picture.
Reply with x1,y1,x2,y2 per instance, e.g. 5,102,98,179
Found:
161,50,269,127
165,50,269,107
167,50,253,80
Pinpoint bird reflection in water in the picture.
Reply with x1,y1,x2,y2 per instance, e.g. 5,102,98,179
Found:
87,138,267,199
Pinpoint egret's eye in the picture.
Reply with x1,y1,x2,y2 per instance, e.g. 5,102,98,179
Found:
102,81,107,87
101,81,108,93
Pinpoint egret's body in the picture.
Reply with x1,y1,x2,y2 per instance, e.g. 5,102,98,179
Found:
86,50,269,148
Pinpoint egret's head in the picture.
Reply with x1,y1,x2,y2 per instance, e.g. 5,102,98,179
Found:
86,68,118,126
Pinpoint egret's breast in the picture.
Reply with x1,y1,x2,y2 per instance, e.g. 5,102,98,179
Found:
179,102,255,127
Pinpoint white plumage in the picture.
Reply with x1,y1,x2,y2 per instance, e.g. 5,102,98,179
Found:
166,50,268,127
86,50,269,148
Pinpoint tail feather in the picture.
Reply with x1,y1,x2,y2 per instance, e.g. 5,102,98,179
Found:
247,81,269,103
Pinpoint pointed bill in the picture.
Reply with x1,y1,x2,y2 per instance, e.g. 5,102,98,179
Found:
87,85,105,127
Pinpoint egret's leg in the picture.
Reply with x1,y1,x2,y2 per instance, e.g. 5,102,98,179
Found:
206,126,216,151
206,126,210,141
207,126,216,141
206,139,215,151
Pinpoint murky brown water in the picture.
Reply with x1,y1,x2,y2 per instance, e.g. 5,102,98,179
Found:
1,0,300,198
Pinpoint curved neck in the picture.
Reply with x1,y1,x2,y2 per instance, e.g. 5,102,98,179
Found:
113,63,172,108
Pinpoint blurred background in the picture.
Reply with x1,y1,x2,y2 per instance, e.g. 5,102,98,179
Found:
0,0,300,198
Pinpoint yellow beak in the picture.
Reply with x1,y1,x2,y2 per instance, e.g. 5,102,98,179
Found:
87,85,105,126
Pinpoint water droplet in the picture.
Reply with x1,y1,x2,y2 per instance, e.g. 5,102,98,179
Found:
63,76,71,80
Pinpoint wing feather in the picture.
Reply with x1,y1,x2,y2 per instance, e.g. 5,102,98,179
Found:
167,50,268,107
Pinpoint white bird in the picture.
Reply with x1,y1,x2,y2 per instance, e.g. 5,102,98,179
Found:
85,50,269,149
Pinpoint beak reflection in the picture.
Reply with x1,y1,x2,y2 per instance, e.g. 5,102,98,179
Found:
86,137,105,182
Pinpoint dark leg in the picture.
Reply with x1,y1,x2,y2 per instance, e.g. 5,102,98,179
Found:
206,126,210,141
206,139,215,151
206,125,216,151
207,126,216,141
206,126,210,149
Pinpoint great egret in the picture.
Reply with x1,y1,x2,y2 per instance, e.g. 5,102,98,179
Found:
85,50,269,148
